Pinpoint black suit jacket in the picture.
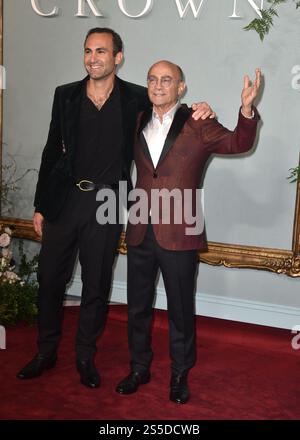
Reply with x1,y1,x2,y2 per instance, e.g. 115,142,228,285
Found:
34,76,149,221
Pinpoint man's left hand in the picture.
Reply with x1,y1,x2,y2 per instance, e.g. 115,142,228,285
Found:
241,68,261,117
191,102,216,120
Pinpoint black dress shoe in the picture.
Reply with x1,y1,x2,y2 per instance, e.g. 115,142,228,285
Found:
76,358,100,389
116,371,150,394
17,353,57,379
169,372,189,404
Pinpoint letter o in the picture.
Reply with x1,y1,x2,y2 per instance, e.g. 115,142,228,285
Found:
118,0,153,18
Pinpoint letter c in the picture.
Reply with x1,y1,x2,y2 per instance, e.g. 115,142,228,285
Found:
31,0,59,17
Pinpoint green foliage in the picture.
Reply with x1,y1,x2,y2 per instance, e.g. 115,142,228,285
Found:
287,166,300,183
0,281,38,326
1,151,37,214
0,230,39,326
17,240,39,282
244,8,278,41
0,153,39,325
244,0,299,40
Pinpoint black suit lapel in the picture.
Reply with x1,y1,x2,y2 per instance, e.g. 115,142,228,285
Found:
137,108,153,165
118,78,145,178
119,78,137,149
137,105,192,169
65,76,88,163
156,105,192,167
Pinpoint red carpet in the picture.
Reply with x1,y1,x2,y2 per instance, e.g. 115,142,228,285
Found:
0,305,299,420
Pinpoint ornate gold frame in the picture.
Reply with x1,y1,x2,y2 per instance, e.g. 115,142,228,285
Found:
0,0,299,277
0,0,2,214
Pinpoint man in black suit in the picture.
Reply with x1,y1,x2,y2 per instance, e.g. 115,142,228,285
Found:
17,28,214,388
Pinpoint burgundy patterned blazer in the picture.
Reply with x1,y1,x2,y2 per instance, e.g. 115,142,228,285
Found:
126,104,259,251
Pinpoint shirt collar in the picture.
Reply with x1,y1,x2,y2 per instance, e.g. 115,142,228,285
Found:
152,101,181,123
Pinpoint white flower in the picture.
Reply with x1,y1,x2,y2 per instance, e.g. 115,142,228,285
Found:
0,233,11,248
4,227,12,235
4,271,21,282
2,248,12,259
0,257,8,270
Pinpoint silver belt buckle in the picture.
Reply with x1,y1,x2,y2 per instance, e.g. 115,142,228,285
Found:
76,179,94,191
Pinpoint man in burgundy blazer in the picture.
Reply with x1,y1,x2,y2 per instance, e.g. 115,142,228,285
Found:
116,61,261,404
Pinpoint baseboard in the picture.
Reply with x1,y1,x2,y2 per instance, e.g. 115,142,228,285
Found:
66,276,300,330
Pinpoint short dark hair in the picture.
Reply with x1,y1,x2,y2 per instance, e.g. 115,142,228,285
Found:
84,28,123,55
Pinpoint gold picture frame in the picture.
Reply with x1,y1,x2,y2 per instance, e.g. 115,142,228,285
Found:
0,0,299,277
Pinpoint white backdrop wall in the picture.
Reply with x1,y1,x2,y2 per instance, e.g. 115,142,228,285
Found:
3,0,300,329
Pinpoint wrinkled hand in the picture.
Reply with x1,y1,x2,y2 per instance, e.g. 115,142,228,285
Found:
191,101,216,120
241,68,261,117
33,212,44,237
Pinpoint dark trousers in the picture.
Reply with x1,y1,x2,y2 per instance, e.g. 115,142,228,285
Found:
37,188,122,359
127,224,198,375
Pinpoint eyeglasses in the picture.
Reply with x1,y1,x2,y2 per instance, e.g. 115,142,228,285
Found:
147,75,180,88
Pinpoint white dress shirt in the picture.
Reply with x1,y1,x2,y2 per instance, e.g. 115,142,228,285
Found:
143,102,181,169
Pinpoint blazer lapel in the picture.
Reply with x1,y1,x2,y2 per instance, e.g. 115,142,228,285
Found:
137,108,153,165
118,77,145,175
65,76,88,163
156,104,192,168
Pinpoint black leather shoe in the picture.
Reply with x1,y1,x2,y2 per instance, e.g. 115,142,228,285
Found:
116,371,150,394
17,353,57,379
76,358,100,389
169,372,189,404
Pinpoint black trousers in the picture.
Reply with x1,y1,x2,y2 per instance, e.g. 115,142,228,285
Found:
127,224,198,375
37,187,122,359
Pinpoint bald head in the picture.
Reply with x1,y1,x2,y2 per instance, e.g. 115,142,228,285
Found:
148,60,184,82
147,60,186,117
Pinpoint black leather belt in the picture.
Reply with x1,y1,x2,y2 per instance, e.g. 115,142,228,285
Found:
75,179,118,192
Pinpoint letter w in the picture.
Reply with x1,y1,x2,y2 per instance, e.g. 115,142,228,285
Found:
181,426,193,435
174,0,205,19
